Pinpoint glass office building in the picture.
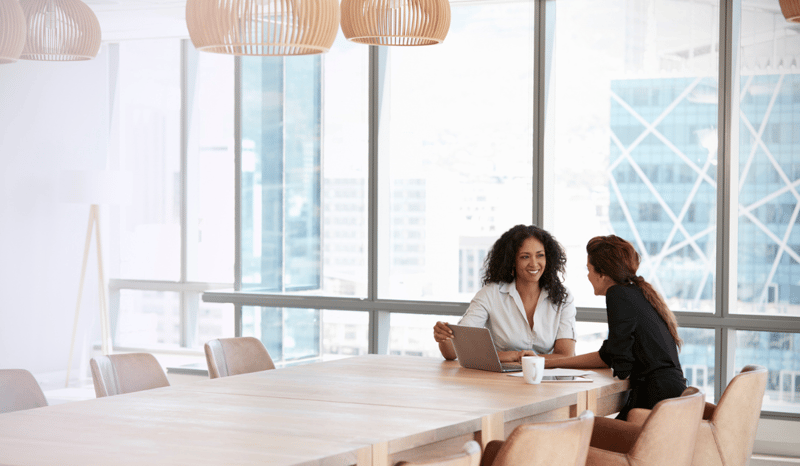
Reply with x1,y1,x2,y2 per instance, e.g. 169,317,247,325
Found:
608,73,800,412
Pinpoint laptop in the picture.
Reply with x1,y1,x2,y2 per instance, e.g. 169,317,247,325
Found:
449,324,522,373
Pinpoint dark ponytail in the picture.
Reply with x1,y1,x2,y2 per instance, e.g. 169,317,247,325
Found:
587,236,682,350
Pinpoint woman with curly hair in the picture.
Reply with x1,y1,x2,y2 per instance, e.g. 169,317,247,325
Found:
433,224,577,362
546,235,685,420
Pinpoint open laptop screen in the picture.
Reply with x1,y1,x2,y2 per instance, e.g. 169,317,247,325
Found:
449,324,522,373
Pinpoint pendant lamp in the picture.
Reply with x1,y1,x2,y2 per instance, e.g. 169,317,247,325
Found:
0,0,26,64
340,0,450,46
780,0,800,22
186,0,339,56
19,0,101,61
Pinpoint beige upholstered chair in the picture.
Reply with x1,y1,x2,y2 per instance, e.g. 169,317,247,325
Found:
396,440,481,466
204,336,276,379
628,365,768,466
0,369,48,413
481,410,595,466
90,353,170,398
586,387,705,466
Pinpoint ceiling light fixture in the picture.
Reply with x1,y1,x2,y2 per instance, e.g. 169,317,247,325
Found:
340,0,450,46
19,0,101,61
0,0,26,64
780,0,800,22
186,0,340,56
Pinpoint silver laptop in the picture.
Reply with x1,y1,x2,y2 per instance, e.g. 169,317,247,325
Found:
449,324,522,373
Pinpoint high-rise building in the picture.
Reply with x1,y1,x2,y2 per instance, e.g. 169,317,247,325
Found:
609,72,800,405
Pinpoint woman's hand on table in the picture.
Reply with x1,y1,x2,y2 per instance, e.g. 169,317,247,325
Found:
498,350,536,363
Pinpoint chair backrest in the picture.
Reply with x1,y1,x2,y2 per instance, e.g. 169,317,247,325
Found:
204,337,275,379
396,440,481,466
0,369,48,414
627,387,706,466
695,364,768,466
90,353,170,398
490,410,595,466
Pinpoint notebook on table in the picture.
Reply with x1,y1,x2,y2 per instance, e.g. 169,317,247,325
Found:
449,324,522,373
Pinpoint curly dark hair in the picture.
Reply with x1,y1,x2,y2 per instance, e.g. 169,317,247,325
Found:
482,224,568,307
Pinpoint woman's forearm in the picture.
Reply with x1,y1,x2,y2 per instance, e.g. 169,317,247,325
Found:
540,338,575,359
544,351,607,369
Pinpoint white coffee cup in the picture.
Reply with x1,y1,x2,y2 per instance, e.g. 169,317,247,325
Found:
521,356,545,384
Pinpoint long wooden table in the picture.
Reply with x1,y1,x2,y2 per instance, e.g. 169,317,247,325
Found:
0,355,628,466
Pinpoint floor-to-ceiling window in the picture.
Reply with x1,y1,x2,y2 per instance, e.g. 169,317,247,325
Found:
227,0,535,361
548,0,800,413
202,0,800,416
732,0,800,413
108,39,235,351
550,0,721,399
238,31,370,362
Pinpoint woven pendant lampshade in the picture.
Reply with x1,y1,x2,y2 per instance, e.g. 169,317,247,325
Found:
780,0,800,22
0,0,26,64
186,0,339,56
19,0,101,61
341,0,450,46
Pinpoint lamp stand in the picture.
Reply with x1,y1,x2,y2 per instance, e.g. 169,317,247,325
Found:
65,204,113,387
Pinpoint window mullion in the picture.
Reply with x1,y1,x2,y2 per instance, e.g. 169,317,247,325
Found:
715,0,741,393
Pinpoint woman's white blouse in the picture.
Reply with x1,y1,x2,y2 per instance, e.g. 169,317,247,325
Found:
457,281,577,354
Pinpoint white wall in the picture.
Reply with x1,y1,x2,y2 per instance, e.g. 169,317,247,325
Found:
0,47,110,381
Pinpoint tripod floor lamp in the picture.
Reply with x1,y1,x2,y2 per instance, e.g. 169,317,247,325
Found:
60,170,128,388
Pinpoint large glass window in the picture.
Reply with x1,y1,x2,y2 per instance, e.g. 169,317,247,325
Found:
735,0,800,317
206,0,800,419
242,306,321,363
736,330,800,413
115,290,180,348
117,40,182,281
238,33,368,359
389,313,456,358
110,40,235,350
550,0,720,312
678,327,716,402
188,52,236,283
323,310,369,357
240,32,368,297
377,1,535,302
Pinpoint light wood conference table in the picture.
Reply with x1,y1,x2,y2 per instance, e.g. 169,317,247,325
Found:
0,355,629,466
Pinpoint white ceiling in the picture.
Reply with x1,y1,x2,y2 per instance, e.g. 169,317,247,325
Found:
83,0,791,43
83,0,189,41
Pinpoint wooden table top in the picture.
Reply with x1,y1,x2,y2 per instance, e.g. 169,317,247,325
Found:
0,355,628,466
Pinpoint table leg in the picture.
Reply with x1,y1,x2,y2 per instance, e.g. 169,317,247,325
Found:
371,442,389,466
477,412,504,449
571,387,599,418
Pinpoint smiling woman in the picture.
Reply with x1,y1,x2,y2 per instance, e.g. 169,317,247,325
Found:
433,225,577,363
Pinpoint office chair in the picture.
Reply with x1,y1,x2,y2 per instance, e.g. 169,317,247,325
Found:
0,369,48,413
586,387,705,466
481,410,595,466
627,365,768,466
90,352,170,397
204,336,276,379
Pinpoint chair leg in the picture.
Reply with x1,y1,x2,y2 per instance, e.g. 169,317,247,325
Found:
481,440,504,466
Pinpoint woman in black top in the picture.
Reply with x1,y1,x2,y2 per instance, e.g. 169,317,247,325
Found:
546,235,686,420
